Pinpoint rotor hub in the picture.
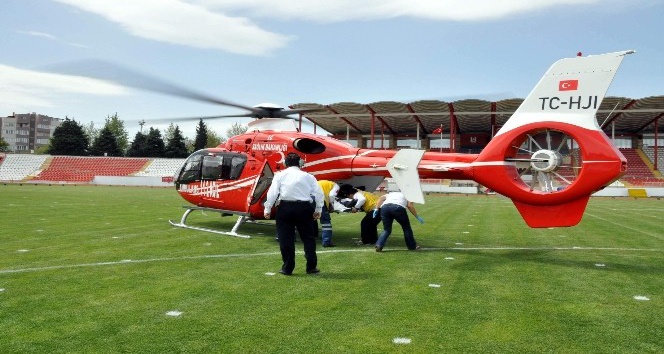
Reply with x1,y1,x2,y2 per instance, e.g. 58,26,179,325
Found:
530,150,562,173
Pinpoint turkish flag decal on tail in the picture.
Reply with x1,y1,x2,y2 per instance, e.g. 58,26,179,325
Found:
558,79,579,91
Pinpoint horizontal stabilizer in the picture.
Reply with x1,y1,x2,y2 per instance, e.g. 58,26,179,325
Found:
512,197,590,228
387,149,425,204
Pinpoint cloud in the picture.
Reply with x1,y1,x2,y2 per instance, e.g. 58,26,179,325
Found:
194,0,600,22
50,0,604,55
17,30,58,40
0,64,127,114
53,0,294,56
17,30,91,48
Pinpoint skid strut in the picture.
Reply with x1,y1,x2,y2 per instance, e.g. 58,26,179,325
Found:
168,206,253,238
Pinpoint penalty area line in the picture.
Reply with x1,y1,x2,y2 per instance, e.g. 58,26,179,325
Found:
0,247,660,275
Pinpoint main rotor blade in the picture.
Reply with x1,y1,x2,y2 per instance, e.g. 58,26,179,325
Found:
129,114,255,124
279,108,322,116
42,59,263,115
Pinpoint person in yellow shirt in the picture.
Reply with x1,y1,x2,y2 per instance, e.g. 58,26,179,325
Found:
316,180,340,247
338,184,381,245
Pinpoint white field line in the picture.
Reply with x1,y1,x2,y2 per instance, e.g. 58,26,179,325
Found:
0,246,661,275
583,212,664,241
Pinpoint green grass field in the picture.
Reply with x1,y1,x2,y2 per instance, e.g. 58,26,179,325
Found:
1,184,662,353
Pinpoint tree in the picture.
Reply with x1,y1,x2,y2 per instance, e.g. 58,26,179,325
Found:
104,113,129,154
164,123,177,145
126,132,148,157
48,118,89,156
82,121,99,147
34,145,50,154
90,126,122,156
184,137,195,154
0,136,10,152
194,119,208,151
164,125,189,158
206,129,224,148
144,127,165,157
226,122,248,138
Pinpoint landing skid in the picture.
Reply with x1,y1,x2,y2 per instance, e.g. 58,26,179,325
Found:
169,206,254,238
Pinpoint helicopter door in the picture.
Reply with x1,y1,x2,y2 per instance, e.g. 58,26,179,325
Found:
198,153,251,210
249,161,274,205
200,153,248,181
201,155,223,180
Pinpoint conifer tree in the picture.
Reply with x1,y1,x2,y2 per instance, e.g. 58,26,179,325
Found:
48,118,89,156
194,119,208,151
145,127,165,157
90,126,122,156
127,132,148,157
164,125,189,158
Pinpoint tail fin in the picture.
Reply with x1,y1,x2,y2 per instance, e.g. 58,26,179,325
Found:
496,50,635,136
387,149,425,204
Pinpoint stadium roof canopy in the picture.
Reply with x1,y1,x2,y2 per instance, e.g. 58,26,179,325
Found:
292,96,664,136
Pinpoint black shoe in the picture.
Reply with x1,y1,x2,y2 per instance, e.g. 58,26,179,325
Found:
322,243,336,248
279,269,292,276
306,268,320,274
375,246,383,252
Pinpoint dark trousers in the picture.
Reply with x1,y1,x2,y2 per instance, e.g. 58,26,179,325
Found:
360,211,381,244
376,204,417,249
276,201,317,273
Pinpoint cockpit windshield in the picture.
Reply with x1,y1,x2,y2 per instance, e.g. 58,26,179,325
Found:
177,150,247,184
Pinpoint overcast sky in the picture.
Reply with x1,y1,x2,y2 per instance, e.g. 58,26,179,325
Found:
1,0,662,138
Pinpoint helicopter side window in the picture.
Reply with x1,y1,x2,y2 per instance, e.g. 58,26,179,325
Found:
178,154,202,184
199,154,247,181
220,158,232,180
202,156,223,180
293,138,326,154
229,156,247,179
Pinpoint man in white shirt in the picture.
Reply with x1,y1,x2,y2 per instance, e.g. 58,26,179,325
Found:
264,153,324,275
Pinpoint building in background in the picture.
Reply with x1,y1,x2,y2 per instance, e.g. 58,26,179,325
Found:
0,113,63,153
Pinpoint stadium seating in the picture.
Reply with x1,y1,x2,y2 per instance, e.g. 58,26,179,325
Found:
618,148,662,186
642,146,664,172
0,154,49,181
31,156,150,183
134,158,186,177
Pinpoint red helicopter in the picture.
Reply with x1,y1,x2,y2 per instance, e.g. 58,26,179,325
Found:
164,50,635,236
52,51,635,235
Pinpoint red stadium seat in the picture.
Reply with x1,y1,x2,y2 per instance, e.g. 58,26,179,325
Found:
32,156,150,183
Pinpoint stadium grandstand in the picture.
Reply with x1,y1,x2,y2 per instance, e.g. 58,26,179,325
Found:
0,155,185,186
